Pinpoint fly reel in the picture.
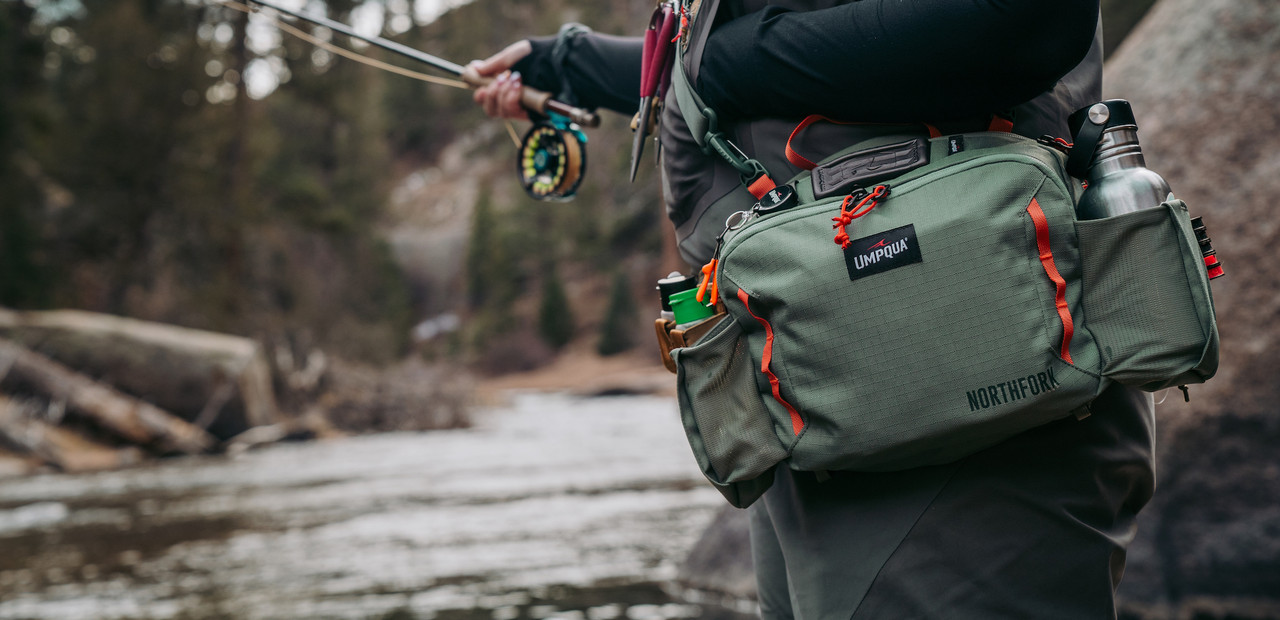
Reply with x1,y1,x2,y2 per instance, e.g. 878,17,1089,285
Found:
518,119,587,201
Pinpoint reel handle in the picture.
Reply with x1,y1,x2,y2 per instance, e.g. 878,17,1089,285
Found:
461,67,600,128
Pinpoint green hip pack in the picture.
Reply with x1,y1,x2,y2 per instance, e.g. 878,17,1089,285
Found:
670,131,1219,508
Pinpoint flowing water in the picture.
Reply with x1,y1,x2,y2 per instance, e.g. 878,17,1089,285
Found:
0,392,752,620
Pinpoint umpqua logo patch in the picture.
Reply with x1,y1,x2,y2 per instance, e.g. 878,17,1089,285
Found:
842,224,923,281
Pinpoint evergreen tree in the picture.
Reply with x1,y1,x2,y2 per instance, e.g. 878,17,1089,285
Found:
597,271,636,356
0,0,413,361
465,189,497,310
537,266,574,351
0,1,50,308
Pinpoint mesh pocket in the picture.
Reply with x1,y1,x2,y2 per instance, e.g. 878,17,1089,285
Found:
1077,201,1218,389
674,316,787,489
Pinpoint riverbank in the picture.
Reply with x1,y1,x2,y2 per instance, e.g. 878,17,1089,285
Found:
475,350,675,401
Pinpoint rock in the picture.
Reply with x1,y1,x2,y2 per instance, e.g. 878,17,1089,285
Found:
676,506,755,601
1102,0,1280,615
1103,0,1280,425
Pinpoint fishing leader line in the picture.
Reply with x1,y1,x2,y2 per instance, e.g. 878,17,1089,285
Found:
211,0,522,147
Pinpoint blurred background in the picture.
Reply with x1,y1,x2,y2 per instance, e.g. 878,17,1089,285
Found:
0,0,1276,618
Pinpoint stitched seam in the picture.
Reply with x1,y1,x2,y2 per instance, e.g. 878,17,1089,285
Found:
846,464,963,619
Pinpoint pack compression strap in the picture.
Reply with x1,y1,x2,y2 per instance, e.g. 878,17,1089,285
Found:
785,116,942,170
786,115,1013,171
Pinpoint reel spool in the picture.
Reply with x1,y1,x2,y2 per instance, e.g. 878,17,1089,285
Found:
518,120,587,201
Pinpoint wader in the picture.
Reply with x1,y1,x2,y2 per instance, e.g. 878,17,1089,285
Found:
657,1,1156,616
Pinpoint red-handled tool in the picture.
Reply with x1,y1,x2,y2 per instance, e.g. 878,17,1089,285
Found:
629,3,678,182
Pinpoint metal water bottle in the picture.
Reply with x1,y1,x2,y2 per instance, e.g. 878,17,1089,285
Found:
1067,99,1224,280
1066,99,1171,219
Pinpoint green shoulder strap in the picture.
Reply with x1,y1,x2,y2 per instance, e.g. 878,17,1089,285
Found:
670,1,776,196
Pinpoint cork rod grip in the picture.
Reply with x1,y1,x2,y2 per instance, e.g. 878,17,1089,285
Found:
461,67,600,128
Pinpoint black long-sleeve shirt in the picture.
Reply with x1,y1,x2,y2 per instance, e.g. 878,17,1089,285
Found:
515,0,1099,122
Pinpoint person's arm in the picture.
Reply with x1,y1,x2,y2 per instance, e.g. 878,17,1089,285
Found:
697,0,1100,121
470,32,642,120
514,32,643,116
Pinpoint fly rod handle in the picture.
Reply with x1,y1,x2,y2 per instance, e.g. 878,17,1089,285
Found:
461,66,600,128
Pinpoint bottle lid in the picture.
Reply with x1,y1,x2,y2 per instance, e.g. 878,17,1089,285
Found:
1066,99,1140,179
670,288,714,326
1068,99,1138,137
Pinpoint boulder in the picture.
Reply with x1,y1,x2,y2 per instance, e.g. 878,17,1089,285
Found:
1103,0,1280,616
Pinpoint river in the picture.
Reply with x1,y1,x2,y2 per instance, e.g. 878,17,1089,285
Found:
0,392,752,620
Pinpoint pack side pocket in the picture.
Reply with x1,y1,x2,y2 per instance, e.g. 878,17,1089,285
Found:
1166,201,1220,387
674,315,786,508
1077,201,1218,389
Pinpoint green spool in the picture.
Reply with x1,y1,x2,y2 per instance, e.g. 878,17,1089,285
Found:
670,288,714,327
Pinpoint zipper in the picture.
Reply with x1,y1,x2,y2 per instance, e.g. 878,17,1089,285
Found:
832,185,890,249
720,151,1072,260
706,149,1071,305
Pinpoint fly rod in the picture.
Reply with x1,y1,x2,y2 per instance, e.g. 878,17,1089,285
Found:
242,0,599,128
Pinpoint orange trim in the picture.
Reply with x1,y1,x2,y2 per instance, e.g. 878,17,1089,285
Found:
785,115,829,170
1026,198,1075,364
696,258,718,303
832,184,889,248
747,174,777,199
738,289,804,436
987,115,1015,133
786,116,943,171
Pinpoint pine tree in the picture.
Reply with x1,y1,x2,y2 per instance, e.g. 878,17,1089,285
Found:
538,267,574,351
597,271,636,356
465,189,497,310
0,2,50,308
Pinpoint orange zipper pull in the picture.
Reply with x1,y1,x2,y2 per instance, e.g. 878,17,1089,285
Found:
696,256,718,304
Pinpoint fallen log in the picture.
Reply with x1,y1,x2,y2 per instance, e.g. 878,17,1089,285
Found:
0,340,216,454
0,446,41,477
0,309,278,440
0,397,144,472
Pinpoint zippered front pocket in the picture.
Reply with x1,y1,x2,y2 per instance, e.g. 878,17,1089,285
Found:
716,153,1103,472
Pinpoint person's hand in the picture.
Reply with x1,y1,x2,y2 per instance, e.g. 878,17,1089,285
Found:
468,40,533,120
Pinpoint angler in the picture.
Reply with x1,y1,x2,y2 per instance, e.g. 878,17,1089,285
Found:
468,1,1174,618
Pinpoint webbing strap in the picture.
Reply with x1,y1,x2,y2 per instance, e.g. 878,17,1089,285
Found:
669,0,777,195
1027,197,1075,364
785,115,832,170
671,59,710,148
1066,114,1104,179
738,289,805,436
670,0,717,149
786,115,939,171
987,114,1015,133
786,115,1010,171
747,174,778,199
